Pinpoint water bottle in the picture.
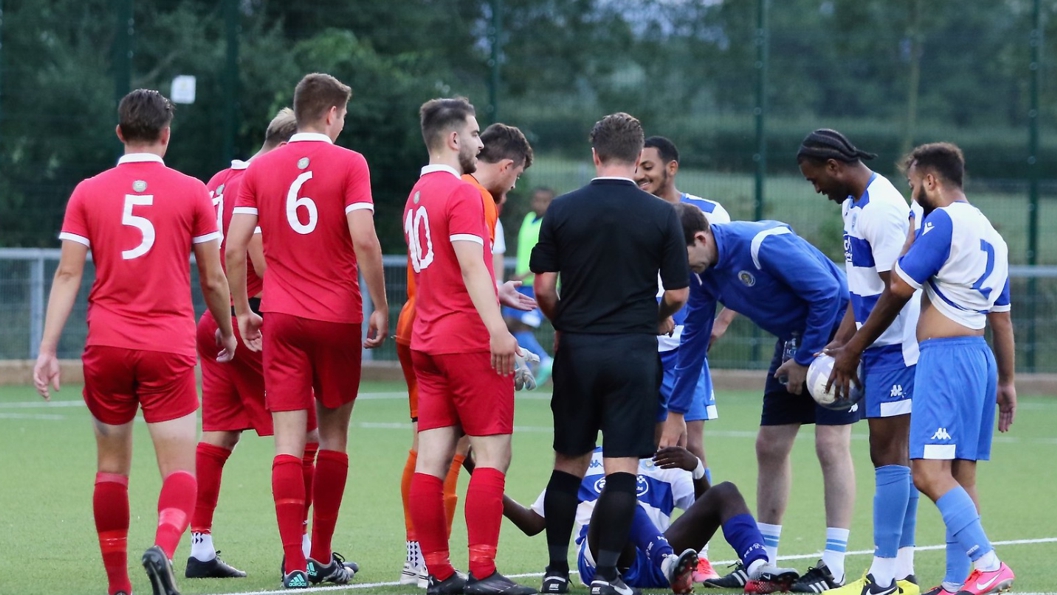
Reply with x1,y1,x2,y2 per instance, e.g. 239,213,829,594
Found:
777,331,800,386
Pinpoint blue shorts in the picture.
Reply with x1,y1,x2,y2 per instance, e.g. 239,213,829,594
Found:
657,348,718,423
502,285,544,327
910,336,997,461
761,338,861,426
861,345,915,419
577,535,667,589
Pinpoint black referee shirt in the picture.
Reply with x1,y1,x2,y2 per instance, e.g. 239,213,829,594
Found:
529,177,689,335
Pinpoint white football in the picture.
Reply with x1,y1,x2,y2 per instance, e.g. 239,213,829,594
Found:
806,353,864,411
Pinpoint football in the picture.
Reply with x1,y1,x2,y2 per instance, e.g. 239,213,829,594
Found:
806,353,864,411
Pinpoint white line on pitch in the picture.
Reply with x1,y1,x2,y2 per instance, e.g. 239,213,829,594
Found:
204,536,1057,595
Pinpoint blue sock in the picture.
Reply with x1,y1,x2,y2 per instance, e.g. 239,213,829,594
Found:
944,527,971,586
723,514,768,568
704,468,713,485
874,465,910,558
628,505,673,568
514,330,550,361
901,486,919,549
936,487,993,562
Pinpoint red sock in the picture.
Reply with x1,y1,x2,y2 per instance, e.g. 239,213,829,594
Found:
443,454,465,539
302,442,319,533
410,473,454,581
466,467,505,579
95,473,132,595
190,443,231,534
155,470,197,560
273,454,307,572
310,450,348,562
401,449,418,542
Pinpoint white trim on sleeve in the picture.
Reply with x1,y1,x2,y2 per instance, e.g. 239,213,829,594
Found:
232,207,258,216
990,304,1011,313
892,262,923,290
58,232,90,247
193,231,222,244
345,203,375,214
450,234,484,245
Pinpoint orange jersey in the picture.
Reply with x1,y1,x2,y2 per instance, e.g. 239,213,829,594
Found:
395,174,496,345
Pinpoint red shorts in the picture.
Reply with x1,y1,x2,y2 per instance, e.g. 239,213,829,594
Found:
396,340,419,420
263,312,362,412
197,311,274,435
412,350,514,436
82,345,199,425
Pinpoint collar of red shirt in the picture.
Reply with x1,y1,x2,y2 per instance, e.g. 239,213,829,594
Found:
117,153,164,166
420,164,460,178
289,132,333,144
231,159,249,170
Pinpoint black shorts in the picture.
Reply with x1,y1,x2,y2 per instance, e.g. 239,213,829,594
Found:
761,337,862,426
551,333,659,458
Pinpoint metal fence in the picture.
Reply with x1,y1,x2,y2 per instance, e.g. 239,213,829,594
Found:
3,248,1056,373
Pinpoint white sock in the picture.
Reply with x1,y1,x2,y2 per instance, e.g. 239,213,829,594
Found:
747,558,768,580
700,541,710,559
190,532,216,562
411,540,425,567
868,556,897,588
941,582,962,593
758,522,782,565
896,547,915,579
301,533,311,559
405,540,415,563
822,527,850,583
974,550,1000,572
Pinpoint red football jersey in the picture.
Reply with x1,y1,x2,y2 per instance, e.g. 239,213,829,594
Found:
404,165,497,354
205,160,263,298
234,133,373,323
59,153,220,357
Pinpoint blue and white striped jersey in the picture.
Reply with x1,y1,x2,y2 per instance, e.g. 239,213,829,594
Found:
531,448,695,542
657,193,731,352
842,173,920,365
894,201,1010,330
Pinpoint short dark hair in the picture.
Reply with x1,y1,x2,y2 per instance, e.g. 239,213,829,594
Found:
118,89,174,144
673,202,711,246
263,107,297,148
902,142,966,188
479,123,533,168
293,73,352,126
644,136,679,165
797,128,877,164
419,97,476,152
589,112,644,165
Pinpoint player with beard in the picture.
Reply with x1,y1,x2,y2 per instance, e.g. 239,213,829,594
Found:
405,97,536,595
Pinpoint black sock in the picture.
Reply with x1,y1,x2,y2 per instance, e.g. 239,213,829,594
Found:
543,469,582,574
592,472,638,582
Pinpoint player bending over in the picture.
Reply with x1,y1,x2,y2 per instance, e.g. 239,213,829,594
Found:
503,446,799,595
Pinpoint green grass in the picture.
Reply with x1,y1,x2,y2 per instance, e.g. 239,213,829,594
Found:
1,382,1055,595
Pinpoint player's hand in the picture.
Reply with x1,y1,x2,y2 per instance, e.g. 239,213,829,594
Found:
901,210,917,256
653,446,697,472
498,281,537,311
657,414,686,449
996,380,1017,432
709,318,729,352
774,359,808,395
237,312,264,352
33,351,60,401
364,309,388,349
658,316,675,336
823,344,862,400
215,329,237,363
490,330,519,375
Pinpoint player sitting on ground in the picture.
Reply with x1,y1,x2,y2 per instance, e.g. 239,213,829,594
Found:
503,446,799,595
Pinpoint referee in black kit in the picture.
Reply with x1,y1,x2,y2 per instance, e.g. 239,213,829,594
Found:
530,112,690,595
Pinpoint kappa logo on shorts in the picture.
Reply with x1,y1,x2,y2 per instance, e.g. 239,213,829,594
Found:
931,427,952,441
890,384,904,398
737,270,756,286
